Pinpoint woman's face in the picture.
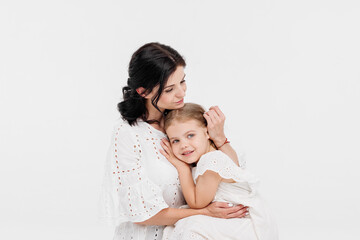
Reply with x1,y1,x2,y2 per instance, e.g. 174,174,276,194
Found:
146,66,187,111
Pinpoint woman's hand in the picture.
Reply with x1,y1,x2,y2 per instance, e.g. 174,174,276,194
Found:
160,138,189,170
203,106,227,147
203,201,249,219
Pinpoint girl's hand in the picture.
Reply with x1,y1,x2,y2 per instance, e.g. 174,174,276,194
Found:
203,106,227,147
160,138,189,170
204,201,249,219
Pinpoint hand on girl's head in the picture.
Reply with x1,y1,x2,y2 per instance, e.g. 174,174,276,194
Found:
203,106,227,146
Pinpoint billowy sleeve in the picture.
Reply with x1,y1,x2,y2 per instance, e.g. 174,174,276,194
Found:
194,151,256,184
99,122,168,225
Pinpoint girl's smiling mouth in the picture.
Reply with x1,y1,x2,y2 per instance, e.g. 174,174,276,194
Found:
182,150,194,156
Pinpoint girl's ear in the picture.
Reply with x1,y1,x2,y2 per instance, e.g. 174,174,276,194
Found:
204,128,210,140
136,87,147,97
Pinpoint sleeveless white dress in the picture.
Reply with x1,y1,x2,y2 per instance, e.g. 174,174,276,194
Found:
162,151,278,240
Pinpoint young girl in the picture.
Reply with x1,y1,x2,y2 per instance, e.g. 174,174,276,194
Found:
160,103,278,240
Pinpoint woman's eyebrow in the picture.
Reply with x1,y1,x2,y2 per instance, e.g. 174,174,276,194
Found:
164,74,186,89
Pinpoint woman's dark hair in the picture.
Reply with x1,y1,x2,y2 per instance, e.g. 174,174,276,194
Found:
118,42,186,126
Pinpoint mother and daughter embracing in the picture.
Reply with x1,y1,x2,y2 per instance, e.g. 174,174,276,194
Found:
100,42,278,240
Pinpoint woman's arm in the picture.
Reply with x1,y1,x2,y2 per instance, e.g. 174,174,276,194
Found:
136,206,205,225
136,201,248,226
204,106,239,166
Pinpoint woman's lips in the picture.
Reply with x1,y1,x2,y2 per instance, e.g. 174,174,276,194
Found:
176,99,184,104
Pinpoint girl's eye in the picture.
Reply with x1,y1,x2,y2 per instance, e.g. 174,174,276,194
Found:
187,134,194,139
165,88,173,93
180,79,186,84
172,139,179,144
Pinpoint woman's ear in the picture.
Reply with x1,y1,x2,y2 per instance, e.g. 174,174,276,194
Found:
136,87,147,97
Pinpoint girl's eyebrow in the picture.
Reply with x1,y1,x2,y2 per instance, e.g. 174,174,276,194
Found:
164,74,186,89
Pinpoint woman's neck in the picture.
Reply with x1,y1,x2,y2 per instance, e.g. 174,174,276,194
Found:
146,100,165,132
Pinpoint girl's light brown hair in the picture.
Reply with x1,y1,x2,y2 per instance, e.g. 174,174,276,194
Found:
164,103,208,131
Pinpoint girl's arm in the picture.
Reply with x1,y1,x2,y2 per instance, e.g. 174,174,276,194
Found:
160,139,222,209
204,106,239,166
177,167,222,209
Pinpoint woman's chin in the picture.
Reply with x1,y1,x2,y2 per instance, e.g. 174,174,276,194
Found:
164,101,185,110
174,101,185,108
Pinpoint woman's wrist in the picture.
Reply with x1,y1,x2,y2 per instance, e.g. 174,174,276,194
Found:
212,134,226,146
197,207,210,216
215,137,230,149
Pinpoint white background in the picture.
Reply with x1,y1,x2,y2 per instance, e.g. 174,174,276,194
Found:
1,0,359,239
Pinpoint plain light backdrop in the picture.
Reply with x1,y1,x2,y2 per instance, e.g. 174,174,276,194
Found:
1,0,359,239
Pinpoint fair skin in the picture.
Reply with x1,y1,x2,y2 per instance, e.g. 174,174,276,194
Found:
135,66,247,225
161,119,242,209
138,66,238,165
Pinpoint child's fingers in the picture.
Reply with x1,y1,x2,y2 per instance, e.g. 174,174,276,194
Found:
159,148,169,158
162,138,171,148
160,141,169,152
161,139,171,151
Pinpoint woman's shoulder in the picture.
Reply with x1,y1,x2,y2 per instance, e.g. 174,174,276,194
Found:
111,118,165,139
112,118,145,133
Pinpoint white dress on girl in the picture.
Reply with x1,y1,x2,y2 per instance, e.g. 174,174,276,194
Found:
99,119,185,240
162,150,278,240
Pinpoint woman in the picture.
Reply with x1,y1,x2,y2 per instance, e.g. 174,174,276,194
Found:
99,42,248,240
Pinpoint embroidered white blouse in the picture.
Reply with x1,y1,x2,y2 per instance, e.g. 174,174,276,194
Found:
99,119,185,240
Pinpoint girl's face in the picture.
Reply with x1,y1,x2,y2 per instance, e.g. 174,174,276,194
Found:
146,66,187,111
166,119,211,164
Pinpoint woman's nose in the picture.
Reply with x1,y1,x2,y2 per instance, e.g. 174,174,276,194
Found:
176,86,185,98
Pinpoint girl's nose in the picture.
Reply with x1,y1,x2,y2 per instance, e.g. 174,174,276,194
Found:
180,142,188,149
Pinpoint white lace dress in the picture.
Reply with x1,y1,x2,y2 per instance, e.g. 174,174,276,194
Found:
99,119,185,240
162,151,278,240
